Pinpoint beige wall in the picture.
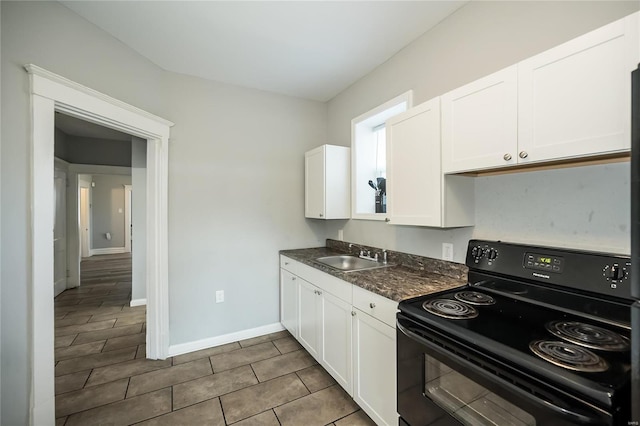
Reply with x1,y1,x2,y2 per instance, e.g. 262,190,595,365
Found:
326,1,640,261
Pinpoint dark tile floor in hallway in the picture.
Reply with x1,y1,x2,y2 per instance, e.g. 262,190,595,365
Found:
54,253,375,426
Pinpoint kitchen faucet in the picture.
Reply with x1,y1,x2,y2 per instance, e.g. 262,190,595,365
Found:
349,243,387,264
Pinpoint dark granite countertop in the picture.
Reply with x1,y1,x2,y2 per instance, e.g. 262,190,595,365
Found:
279,240,468,302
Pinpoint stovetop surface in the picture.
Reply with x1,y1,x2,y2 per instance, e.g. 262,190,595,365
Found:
399,239,634,409
399,280,632,407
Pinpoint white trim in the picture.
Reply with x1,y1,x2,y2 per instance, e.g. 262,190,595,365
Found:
90,247,127,256
130,298,147,307
68,164,131,175
168,323,286,358
30,93,56,426
26,64,173,425
351,90,413,221
25,64,173,128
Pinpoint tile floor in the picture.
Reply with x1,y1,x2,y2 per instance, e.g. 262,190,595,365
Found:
54,253,375,426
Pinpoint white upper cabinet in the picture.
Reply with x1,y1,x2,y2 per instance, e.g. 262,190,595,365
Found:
305,145,350,219
442,12,639,174
386,97,474,227
441,66,518,173
518,12,640,164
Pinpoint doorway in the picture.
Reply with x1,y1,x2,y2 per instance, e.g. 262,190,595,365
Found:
26,64,173,423
79,179,92,258
54,164,67,297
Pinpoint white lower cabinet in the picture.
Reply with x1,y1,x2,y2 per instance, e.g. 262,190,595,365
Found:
280,256,397,426
298,278,321,359
280,268,298,337
321,290,353,394
352,308,397,426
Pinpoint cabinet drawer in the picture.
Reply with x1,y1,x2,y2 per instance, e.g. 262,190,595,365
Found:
280,255,298,274
353,286,398,328
296,261,352,303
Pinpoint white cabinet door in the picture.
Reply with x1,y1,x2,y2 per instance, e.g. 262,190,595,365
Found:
386,98,442,226
305,145,350,219
442,66,518,173
298,279,321,358
518,12,640,163
305,147,325,219
320,290,353,394
353,309,397,426
280,268,298,337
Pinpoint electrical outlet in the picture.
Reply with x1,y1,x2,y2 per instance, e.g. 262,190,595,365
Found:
216,290,224,303
338,229,344,241
442,243,454,261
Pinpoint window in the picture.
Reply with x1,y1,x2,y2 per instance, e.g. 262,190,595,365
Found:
351,90,413,219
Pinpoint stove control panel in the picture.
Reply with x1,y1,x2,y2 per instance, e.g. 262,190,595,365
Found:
470,244,499,266
466,239,632,300
524,252,564,273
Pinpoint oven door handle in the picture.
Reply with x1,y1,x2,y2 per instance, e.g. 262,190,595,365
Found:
397,321,606,425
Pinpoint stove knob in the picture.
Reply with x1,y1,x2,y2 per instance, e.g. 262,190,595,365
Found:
487,249,498,260
610,265,626,280
471,246,479,257
604,264,626,281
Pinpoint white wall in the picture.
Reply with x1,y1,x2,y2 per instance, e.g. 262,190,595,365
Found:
131,137,147,302
165,72,328,344
326,1,639,262
1,2,164,423
0,1,327,422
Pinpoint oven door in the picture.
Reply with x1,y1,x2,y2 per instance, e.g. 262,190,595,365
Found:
397,314,612,426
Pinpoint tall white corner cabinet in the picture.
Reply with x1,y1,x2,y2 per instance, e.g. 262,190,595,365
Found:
386,97,474,228
280,255,398,426
442,11,640,174
305,144,350,219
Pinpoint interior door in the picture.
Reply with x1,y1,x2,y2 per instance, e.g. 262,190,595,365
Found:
80,186,91,258
54,167,67,296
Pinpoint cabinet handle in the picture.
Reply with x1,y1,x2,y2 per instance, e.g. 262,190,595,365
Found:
369,302,376,309
319,213,323,217
317,291,322,295
291,277,296,281
385,218,390,222
519,151,528,159
351,311,356,316
503,153,512,161
284,262,289,265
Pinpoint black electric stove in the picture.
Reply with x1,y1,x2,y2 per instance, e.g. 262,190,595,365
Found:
397,240,633,426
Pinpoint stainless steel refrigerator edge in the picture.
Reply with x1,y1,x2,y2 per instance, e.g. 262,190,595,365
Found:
631,63,640,423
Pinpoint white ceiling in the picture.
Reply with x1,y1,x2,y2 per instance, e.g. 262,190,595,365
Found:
56,113,132,141
61,1,468,101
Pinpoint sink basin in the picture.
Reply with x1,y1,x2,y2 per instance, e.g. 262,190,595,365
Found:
315,255,395,272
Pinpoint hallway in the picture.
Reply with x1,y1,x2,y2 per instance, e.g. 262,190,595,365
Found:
54,254,374,425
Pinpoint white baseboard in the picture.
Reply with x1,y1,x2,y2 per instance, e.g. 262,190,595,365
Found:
130,298,147,307
167,322,285,358
90,247,127,256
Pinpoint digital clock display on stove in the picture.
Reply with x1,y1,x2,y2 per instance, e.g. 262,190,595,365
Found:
524,252,564,273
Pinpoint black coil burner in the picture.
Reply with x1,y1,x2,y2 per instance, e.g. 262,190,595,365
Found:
454,291,496,306
546,321,630,352
529,340,609,372
422,299,478,320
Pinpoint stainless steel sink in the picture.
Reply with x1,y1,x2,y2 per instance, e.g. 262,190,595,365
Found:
315,255,395,272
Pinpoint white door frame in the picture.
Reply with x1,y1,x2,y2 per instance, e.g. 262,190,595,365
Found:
26,64,173,424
